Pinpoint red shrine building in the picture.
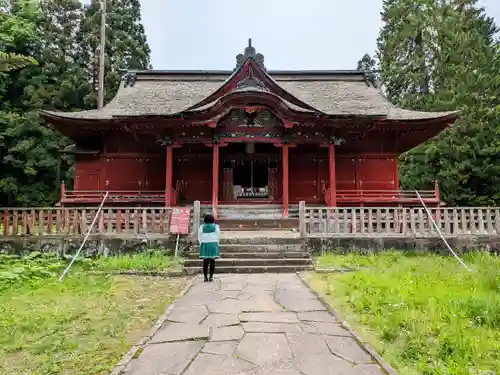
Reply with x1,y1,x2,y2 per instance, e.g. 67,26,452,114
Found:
41,41,457,217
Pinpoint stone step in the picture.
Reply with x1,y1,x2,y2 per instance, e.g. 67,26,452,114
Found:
201,205,300,220
220,236,304,245
184,264,314,275
215,206,285,210
219,213,284,220
222,227,298,232
216,244,304,253
186,226,308,274
205,205,282,211
184,258,313,267
218,218,299,230
187,251,311,259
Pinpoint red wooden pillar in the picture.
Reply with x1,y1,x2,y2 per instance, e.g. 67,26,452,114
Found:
212,143,220,219
165,145,173,207
393,157,399,190
328,143,337,207
434,180,440,202
282,144,289,217
60,182,66,202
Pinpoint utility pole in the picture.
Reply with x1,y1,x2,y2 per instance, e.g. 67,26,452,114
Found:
97,0,106,109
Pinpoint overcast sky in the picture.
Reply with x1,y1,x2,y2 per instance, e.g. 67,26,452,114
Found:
125,0,500,70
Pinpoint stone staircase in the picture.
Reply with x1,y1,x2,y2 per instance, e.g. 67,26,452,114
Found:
184,235,313,274
201,204,299,231
185,204,313,274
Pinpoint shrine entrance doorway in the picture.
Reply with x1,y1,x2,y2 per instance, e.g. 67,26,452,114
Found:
232,159,269,199
220,143,280,203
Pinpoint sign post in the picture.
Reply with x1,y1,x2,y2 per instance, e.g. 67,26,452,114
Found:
169,208,191,257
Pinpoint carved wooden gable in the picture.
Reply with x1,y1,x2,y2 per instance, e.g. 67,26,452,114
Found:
218,108,283,131
217,108,283,140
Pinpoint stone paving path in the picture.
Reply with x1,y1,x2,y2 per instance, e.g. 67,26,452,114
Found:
122,274,387,375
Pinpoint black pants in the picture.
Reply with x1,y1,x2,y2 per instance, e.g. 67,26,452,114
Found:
203,258,215,280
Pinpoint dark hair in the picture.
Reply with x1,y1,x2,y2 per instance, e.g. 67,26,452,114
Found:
204,214,215,224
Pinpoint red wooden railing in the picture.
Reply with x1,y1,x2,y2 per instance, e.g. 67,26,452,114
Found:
60,183,180,206
60,180,441,207
321,181,441,206
62,190,166,204
1,207,175,236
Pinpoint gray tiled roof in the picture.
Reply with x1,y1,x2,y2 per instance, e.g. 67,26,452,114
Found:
41,70,457,121
277,80,392,116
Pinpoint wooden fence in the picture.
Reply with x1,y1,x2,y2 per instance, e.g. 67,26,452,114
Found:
1,207,177,237
2,204,500,239
300,205,500,237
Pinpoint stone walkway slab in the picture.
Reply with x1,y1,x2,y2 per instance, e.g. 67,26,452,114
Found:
120,274,390,375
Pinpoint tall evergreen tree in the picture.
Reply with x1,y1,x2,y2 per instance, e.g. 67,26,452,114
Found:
377,0,500,206
376,0,437,109
356,53,377,71
356,53,379,87
0,0,45,205
0,0,38,72
16,0,88,111
0,0,151,205
78,0,151,107
4,0,90,206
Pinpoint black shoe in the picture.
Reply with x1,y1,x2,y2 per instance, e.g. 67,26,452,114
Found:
204,277,209,282
209,277,213,282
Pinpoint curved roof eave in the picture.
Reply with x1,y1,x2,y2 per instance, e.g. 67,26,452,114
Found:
181,88,319,116
39,106,460,125
39,109,112,121
384,109,460,122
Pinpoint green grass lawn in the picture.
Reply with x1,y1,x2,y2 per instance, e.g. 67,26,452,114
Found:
305,251,500,375
91,251,183,272
0,252,186,375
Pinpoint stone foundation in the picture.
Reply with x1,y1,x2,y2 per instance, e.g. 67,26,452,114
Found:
306,235,500,255
0,235,190,257
1,234,500,258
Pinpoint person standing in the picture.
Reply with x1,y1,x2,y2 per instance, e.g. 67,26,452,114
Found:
198,214,220,282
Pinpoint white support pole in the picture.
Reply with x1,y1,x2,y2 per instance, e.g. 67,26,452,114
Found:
97,0,106,109
415,190,471,272
174,233,180,258
59,192,109,281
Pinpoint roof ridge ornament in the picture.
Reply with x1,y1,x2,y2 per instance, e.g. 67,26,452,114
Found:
236,38,265,70
363,71,378,88
122,71,137,87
